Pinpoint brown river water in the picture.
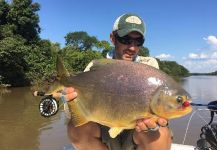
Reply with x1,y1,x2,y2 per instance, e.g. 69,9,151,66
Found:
0,76,217,150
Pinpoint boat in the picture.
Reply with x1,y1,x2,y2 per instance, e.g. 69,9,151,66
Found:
171,143,195,150
60,143,196,150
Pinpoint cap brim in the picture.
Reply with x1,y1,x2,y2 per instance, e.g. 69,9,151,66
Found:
117,28,144,37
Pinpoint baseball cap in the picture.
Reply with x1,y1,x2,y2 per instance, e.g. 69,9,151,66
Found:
112,13,145,37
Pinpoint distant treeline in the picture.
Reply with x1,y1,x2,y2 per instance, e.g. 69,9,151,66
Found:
157,59,190,78
190,71,217,76
0,0,190,87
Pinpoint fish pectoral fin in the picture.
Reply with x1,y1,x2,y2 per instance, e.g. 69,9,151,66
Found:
70,101,88,127
108,127,124,138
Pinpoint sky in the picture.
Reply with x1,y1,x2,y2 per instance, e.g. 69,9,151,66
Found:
34,0,217,73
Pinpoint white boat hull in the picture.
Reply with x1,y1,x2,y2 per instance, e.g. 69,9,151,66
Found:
171,143,195,150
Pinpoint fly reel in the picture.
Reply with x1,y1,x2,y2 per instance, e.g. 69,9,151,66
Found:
39,96,59,117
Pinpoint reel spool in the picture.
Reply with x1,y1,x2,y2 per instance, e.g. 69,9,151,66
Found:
39,96,59,117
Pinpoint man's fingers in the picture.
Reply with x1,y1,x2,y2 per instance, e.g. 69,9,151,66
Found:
136,118,160,132
52,92,62,98
65,92,77,101
157,118,168,127
62,87,75,94
52,87,77,102
136,119,148,132
135,118,168,133
143,118,157,129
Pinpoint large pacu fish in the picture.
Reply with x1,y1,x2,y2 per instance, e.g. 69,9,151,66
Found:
54,57,192,138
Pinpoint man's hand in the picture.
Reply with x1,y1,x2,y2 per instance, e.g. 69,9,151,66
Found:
135,118,168,132
52,87,77,101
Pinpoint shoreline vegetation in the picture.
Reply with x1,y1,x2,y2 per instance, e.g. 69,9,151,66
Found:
0,0,216,88
190,71,217,76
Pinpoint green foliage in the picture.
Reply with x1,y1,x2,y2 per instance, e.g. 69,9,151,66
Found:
0,24,16,39
157,59,189,77
7,0,41,42
0,0,13,39
65,31,98,51
0,1,190,87
138,46,149,57
0,0,10,25
96,40,113,58
25,40,59,83
61,47,103,73
0,37,30,86
191,70,217,76
209,71,217,75
0,0,54,87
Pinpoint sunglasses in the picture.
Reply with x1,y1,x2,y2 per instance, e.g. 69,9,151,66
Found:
115,34,145,47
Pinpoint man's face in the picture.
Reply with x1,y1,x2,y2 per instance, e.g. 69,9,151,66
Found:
111,32,144,61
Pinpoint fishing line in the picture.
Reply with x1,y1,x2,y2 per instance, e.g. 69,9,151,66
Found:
182,108,217,145
196,109,212,124
182,109,198,144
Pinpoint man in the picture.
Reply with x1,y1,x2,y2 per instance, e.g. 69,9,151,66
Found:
61,13,172,150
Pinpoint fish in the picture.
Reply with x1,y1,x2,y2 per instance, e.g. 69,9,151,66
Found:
53,57,192,138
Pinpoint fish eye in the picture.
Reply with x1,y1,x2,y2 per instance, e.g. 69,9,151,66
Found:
176,96,183,103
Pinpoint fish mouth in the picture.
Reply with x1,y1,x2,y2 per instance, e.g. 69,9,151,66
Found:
176,101,192,110
177,105,191,110
177,105,192,114
165,106,192,119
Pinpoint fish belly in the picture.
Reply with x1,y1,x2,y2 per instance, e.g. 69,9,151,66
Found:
73,88,152,128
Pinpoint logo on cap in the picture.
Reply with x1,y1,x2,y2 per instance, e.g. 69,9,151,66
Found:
125,16,142,24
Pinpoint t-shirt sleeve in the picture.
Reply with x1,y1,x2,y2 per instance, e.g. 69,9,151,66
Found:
138,56,159,69
84,61,94,72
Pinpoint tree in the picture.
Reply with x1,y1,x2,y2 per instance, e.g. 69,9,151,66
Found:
7,0,41,42
0,0,13,40
179,65,189,76
0,0,10,25
0,0,57,87
61,46,103,73
25,40,59,83
157,59,189,77
96,40,113,58
0,37,30,86
138,46,149,57
65,31,98,51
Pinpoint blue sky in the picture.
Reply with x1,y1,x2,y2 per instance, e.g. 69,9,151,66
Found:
34,0,217,73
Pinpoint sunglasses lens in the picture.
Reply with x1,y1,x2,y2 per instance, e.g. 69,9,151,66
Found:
116,35,144,46
134,38,144,46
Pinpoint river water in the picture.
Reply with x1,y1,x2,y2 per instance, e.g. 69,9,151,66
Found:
0,76,217,150
170,76,217,146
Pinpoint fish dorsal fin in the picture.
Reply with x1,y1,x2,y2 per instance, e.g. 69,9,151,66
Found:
56,55,70,80
69,99,89,127
89,59,115,71
108,127,124,138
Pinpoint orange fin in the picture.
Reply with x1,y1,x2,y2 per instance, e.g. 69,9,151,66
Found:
108,127,124,138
